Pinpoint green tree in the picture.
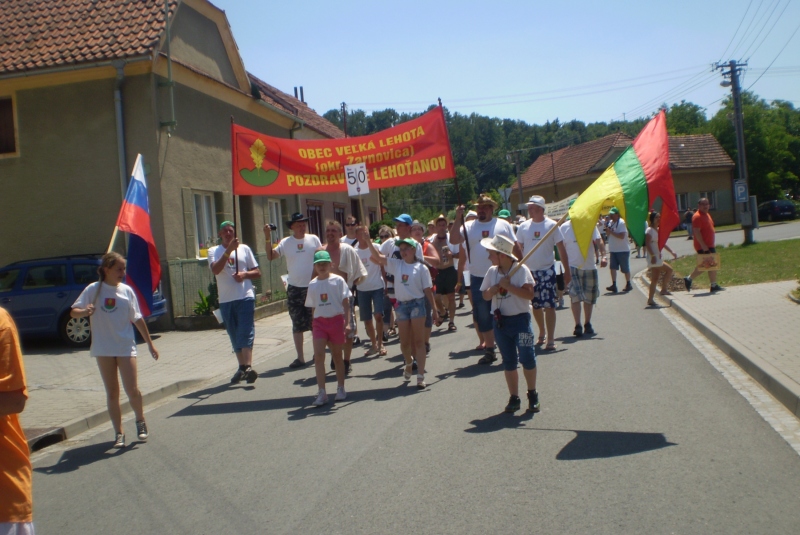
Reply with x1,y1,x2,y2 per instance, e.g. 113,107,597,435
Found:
667,100,708,135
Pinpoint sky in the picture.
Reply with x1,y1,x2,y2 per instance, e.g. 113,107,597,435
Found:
210,0,800,126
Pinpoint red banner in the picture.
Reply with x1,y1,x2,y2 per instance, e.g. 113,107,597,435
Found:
231,107,455,195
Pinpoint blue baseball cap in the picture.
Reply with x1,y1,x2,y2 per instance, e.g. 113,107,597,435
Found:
394,214,413,225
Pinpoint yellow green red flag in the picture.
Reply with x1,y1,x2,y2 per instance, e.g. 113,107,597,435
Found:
568,110,679,259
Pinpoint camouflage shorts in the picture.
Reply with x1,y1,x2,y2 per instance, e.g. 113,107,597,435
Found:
287,284,313,333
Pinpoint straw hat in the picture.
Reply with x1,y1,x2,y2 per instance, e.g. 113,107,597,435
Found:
480,235,516,258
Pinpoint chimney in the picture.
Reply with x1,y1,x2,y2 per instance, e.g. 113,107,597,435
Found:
300,86,304,103
294,87,298,99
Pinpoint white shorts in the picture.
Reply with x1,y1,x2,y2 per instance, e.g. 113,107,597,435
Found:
0,523,35,535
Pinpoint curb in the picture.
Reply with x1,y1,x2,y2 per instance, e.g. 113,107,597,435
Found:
27,379,206,451
636,272,800,419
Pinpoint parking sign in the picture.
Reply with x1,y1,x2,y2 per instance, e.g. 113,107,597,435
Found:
734,180,748,203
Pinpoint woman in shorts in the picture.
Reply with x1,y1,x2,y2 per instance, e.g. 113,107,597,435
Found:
71,252,159,448
367,235,439,389
305,251,352,407
645,211,678,306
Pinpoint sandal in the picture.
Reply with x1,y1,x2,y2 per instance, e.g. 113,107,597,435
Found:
364,346,378,357
379,347,388,356
478,353,497,365
544,343,557,351
535,336,546,347
475,343,486,351
434,318,444,327
448,322,457,332
289,358,306,369
388,328,397,337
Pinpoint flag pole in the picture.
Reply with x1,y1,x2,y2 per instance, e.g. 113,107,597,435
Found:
508,212,569,277
438,98,471,263
230,115,239,274
107,227,119,253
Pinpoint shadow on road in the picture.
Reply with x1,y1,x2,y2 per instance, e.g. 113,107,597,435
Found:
465,411,536,433
34,441,137,474
554,429,676,460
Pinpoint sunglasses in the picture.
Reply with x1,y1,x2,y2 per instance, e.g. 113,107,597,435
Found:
345,223,357,226
379,234,390,239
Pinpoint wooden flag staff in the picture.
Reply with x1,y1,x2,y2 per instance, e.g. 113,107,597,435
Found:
507,212,570,277
438,98,471,264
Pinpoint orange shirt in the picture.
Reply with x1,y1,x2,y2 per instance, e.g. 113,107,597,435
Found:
692,211,715,250
0,308,32,523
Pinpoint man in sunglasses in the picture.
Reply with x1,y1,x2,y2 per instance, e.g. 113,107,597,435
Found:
341,215,362,346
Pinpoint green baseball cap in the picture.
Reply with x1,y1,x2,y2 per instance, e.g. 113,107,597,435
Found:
609,207,620,215
219,220,235,230
497,209,511,218
313,250,332,264
396,238,417,248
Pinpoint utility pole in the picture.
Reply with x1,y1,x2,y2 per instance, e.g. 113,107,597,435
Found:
509,151,524,215
340,102,348,137
715,60,753,244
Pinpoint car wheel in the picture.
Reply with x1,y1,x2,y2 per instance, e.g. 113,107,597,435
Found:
59,313,91,347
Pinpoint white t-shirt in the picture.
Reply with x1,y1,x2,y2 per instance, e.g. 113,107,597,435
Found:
274,234,322,287
645,226,662,265
480,263,535,317
462,218,516,278
385,258,432,302
516,217,563,272
340,235,359,247
356,244,384,291
606,217,629,253
305,274,351,318
209,244,259,303
73,281,142,357
379,238,423,292
561,221,601,271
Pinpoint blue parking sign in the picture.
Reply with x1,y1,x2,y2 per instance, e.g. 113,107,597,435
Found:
734,181,748,203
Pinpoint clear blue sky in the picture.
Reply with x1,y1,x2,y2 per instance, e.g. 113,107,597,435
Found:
210,0,800,125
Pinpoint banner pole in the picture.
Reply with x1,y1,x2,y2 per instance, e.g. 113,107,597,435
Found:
507,212,569,278
439,98,471,264
230,115,239,274
107,226,119,253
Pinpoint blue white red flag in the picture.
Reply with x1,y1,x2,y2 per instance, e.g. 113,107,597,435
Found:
116,154,161,317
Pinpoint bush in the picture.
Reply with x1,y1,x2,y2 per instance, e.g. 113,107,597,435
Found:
369,219,395,239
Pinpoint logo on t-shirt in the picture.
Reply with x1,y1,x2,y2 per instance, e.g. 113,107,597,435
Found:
227,256,235,266
534,231,540,239
103,298,117,311
482,230,490,238
321,293,328,303
297,243,304,251
498,288,508,297
401,274,409,284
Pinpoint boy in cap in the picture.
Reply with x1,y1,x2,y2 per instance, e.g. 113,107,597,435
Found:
305,250,352,406
479,235,540,413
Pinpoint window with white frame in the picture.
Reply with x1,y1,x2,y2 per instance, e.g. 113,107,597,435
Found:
307,201,323,237
676,193,688,212
194,192,217,256
699,191,716,210
267,199,283,245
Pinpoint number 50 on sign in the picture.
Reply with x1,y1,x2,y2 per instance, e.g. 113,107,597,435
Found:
345,162,369,197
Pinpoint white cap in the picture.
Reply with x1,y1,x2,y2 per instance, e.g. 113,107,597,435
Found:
527,195,546,209
465,210,478,220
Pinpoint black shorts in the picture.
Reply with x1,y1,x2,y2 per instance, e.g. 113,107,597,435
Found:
287,284,312,333
555,272,565,292
435,266,458,295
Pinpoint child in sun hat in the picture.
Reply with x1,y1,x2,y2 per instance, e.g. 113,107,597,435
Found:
305,250,352,407
478,235,540,414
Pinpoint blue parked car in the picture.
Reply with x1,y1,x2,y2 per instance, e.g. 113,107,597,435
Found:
0,254,166,347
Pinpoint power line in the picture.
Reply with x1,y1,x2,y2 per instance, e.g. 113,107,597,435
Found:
730,0,769,59
720,0,755,60
746,18,800,90
740,0,788,60
622,70,719,120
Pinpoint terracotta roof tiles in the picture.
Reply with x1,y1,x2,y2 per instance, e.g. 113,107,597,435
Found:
669,134,734,170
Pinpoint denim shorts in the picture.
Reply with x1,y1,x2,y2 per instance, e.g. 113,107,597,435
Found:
609,251,630,273
219,297,255,352
395,297,426,321
493,312,536,371
357,288,385,321
470,275,493,333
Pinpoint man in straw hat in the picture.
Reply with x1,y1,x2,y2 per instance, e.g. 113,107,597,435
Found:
265,213,323,368
450,193,516,365
561,200,607,337
515,195,571,351
478,235,540,413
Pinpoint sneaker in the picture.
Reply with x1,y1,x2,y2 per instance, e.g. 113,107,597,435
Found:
311,390,328,407
335,386,347,401
558,297,564,308
416,374,426,389
230,368,246,384
425,342,431,355
683,277,693,292
573,324,583,337
382,332,389,343
113,433,125,449
344,361,352,375
583,323,595,335
623,282,633,292
505,395,521,413
412,360,418,371
457,302,465,309
244,366,258,384
136,420,148,441
404,364,412,380
527,390,541,413
353,336,362,347
606,284,618,293
710,284,724,293
478,348,497,365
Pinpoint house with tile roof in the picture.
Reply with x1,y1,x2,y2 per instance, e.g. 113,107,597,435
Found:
511,132,736,226
0,0,380,325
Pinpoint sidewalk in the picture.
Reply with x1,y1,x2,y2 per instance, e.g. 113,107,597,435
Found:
21,311,306,450
643,277,800,418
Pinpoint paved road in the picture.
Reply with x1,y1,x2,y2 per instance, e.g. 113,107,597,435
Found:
30,263,800,533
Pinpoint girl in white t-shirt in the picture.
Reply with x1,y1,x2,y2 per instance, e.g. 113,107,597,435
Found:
367,233,439,389
645,211,678,306
479,235,540,414
71,252,159,449
305,250,352,407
